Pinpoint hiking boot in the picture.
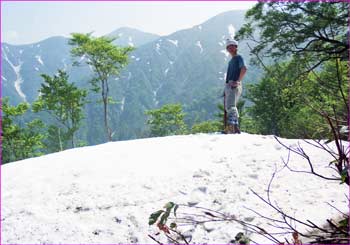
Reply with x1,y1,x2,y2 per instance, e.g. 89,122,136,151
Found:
224,125,235,134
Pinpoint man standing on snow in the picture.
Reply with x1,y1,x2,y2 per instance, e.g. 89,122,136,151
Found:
224,39,247,134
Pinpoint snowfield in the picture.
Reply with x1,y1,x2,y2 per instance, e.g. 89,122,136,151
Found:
2,133,348,244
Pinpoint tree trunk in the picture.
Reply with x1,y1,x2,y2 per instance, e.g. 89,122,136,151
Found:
102,80,112,141
58,127,63,151
103,99,112,141
71,131,75,148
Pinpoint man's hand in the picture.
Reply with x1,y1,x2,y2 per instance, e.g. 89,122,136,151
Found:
228,80,241,88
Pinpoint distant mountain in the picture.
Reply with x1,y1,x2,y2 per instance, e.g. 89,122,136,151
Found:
1,27,160,105
107,27,160,47
2,36,71,104
1,10,261,143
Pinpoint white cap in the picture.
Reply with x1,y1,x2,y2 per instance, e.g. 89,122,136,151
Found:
226,38,238,48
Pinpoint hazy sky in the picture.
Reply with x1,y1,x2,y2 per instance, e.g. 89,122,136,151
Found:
2,1,256,45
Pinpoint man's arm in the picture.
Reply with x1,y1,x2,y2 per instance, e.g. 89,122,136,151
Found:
238,66,247,83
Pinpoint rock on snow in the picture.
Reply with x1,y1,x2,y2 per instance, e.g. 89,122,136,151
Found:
2,133,348,243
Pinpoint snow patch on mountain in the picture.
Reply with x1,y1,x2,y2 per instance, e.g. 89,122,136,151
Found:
164,68,169,76
195,41,204,54
167,39,178,47
61,58,68,71
156,43,162,55
35,67,39,71
128,36,134,47
228,24,235,39
120,97,126,111
35,55,44,66
2,134,347,244
220,49,230,58
79,54,86,62
1,75,7,81
2,50,27,101
153,81,165,105
198,25,202,30
13,63,26,101
152,90,158,105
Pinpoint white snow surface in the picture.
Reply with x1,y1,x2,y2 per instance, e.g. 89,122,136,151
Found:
2,134,348,244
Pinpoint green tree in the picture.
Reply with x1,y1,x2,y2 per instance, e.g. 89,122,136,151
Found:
245,58,348,139
69,33,134,141
33,70,87,151
191,120,221,134
145,104,187,137
2,98,45,164
237,1,349,139
237,1,348,63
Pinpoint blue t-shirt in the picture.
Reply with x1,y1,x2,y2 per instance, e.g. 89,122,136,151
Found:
226,55,245,83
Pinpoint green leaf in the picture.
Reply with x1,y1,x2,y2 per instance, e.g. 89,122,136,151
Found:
159,211,170,225
340,169,347,184
338,218,348,228
148,210,164,225
164,201,175,211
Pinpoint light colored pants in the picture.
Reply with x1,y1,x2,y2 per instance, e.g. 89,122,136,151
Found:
225,83,242,125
